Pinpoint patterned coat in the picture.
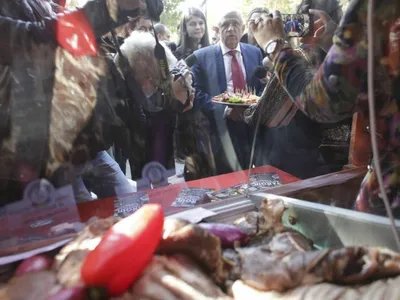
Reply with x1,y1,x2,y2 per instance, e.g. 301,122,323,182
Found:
0,0,140,204
274,0,400,216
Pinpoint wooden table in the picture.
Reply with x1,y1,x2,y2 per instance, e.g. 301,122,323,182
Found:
77,165,299,221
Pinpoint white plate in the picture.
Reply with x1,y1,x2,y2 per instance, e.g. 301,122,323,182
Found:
212,100,258,107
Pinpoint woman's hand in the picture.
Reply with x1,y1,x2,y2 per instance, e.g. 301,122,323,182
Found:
249,10,285,50
172,70,194,112
300,9,337,52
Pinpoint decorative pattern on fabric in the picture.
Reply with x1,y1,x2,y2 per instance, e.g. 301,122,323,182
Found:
47,48,107,175
106,0,118,22
320,124,351,147
273,0,400,216
243,47,312,128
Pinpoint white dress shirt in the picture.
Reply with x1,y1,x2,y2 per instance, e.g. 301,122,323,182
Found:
220,41,247,93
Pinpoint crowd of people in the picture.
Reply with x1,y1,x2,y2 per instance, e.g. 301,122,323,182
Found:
283,14,307,35
0,0,399,218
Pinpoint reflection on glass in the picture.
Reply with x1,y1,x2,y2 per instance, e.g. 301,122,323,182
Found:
2,1,400,298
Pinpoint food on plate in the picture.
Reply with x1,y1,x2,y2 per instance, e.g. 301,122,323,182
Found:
3,199,400,299
233,199,286,239
54,217,118,269
212,91,260,105
57,250,90,287
81,204,164,296
157,218,226,285
225,244,400,293
6,271,58,300
223,231,314,292
114,255,232,300
231,276,400,300
266,231,314,254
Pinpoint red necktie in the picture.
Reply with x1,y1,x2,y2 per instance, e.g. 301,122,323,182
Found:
228,50,246,92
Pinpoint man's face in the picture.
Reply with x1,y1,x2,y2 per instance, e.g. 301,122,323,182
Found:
159,29,171,42
127,17,154,35
219,14,245,49
136,17,153,33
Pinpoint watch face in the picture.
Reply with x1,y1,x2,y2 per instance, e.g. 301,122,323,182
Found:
267,41,277,54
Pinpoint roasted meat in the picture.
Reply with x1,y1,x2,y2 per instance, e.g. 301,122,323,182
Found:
267,231,314,255
223,231,314,292
157,201,293,289
234,199,286,241
257,199,286,234
114,255,232,300
54,217,117,268
226,246,400,293
4,200,400,300
53,217,118,287
56,249,89,287
5,271,58,300
157,219,227,284
232,275,400,300
233,199,295,248
233,212,259,236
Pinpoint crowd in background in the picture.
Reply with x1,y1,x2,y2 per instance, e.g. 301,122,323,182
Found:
1,0,399,218
0,0,349,197
99,0,351,184
66,0,352,197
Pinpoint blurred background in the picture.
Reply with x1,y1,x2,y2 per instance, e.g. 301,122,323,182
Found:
66,0,350,41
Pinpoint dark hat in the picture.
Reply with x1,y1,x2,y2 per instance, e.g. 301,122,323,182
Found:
146,0,164,22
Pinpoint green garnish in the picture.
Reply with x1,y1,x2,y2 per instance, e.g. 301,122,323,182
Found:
227,97,243,103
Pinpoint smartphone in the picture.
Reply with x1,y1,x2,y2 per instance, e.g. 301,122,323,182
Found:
281,13,313,37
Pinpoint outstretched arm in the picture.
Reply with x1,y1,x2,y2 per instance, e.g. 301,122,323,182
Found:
0,0,144,65
249,5,369,123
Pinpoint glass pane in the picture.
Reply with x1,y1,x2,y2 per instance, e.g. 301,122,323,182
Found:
1,0,400,298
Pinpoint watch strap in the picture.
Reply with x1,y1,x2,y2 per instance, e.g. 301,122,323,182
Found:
264,39,284,55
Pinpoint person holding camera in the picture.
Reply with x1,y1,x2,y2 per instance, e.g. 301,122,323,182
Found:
249,1,400,217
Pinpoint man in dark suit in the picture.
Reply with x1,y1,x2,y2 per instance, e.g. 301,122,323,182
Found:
191,11,264,174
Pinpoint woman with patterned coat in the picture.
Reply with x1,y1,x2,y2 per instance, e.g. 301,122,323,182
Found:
250,0,400,216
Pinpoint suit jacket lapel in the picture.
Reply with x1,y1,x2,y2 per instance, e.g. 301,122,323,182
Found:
215,46,227,93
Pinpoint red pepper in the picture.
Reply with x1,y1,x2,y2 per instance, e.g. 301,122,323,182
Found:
81,204,164,296
56,10,97,56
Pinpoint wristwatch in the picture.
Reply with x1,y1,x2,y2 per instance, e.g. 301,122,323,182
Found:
264,39,289,61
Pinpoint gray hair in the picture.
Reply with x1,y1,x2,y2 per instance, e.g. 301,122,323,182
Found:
154,23,168,35
119,31,177,83
218,11,244,27
247,7,270,22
